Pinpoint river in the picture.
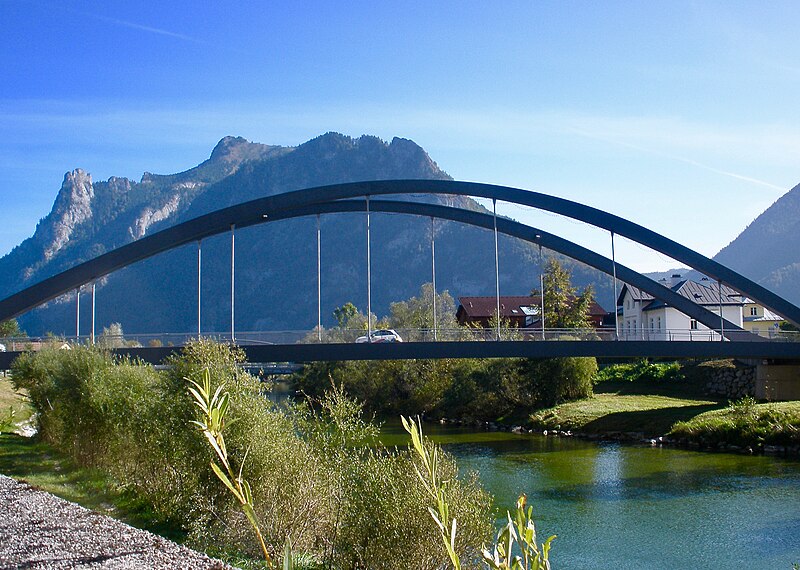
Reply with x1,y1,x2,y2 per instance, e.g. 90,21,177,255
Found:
380,423,800,569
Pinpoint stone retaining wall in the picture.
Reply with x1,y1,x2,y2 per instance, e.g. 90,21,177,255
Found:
705,364,755,400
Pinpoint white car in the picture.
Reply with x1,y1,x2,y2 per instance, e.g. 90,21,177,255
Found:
355,329,403,344
0,343,5,352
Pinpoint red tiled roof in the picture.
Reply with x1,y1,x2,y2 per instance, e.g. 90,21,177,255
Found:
457,296,606,319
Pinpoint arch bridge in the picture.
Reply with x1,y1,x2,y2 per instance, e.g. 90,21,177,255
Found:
1,180,799,367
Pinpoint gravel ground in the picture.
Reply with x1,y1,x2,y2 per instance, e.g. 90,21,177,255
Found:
0,475,232,569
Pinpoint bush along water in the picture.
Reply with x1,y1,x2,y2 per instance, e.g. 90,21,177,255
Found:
296,356,597,423
12,341,497,568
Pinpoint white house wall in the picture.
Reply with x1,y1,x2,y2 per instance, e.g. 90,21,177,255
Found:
619,286,744,341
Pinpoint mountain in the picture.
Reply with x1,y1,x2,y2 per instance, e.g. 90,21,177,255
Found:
1,133,615,336
714,182,800,306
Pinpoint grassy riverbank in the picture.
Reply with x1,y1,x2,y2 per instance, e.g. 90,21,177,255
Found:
529,366,725,436
0,433,172,528
0,375,32,430
528,368,800,450
529,393,723,436
0,376,188,541
670,399,800,449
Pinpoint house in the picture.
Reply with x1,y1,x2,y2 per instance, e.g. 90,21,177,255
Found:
742,299,784,337
617,275,744,340
456,295,608,329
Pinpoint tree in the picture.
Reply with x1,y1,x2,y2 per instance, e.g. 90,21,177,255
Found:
98,322,126,348
0,319,24,338
532,258,594,329
388,283,457,339
333,302,360,329
327,302,379,342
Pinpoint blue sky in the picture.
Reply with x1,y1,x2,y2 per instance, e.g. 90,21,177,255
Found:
1,1,799,271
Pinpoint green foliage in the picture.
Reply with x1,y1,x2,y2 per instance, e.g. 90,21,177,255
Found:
670,398,800,447
487,312,523,341
333,302,359,329
297,356,597,421
0,406,16,433
403,415,462,569
13,340,493,568
521,358,597,409
482,494,555,570
97,322,126,348
403,416,554,570
0,318,24,338
532,257,594,329
297,359,459,418
188,369,274,567
595,360,684,384
388,283,457,339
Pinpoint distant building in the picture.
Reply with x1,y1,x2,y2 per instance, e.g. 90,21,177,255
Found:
617,275,744,340
456,295,608,329
742,299,784,337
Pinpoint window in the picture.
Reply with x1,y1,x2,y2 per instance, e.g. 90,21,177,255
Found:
750,307,758,316
690,319,698,330
657,317,662,331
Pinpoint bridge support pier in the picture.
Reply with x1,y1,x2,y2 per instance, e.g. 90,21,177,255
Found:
756,362,800,401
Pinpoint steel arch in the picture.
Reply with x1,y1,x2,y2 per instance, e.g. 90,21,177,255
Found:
1,180,798,331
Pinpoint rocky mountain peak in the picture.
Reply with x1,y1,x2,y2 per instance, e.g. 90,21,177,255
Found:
39,169,95,260
389,136,445,177
207,136,283,170
210,136,252,160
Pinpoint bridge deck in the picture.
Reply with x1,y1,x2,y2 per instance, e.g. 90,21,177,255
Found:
3,340,800,369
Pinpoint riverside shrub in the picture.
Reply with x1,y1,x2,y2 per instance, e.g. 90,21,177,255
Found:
297,356,597,420
595,360,684,384
12,341,493,566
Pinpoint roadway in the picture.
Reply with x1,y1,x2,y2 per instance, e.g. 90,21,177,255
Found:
3,339,800,370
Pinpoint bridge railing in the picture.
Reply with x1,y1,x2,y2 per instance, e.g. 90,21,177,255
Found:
2,327,800,353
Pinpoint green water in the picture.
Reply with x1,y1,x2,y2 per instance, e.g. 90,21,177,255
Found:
381,424,800,569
